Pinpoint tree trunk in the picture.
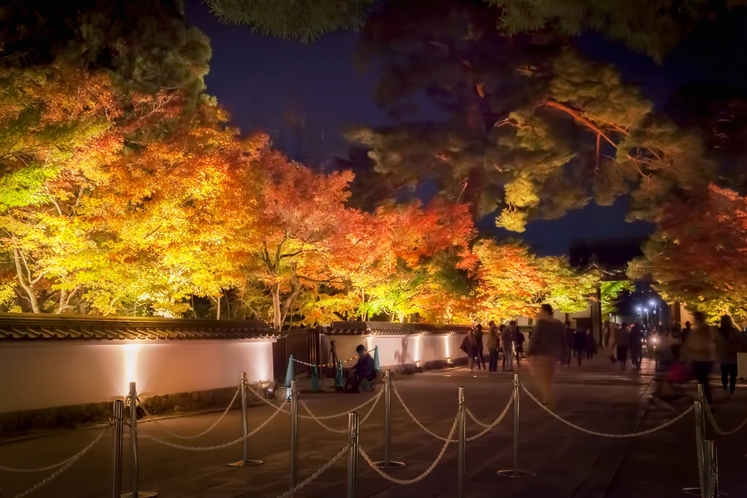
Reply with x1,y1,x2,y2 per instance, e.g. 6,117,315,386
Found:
271,283,282,330
216,295,221,320
12,247,40,313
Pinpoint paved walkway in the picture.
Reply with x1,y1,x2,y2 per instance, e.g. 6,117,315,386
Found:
1,356,743,498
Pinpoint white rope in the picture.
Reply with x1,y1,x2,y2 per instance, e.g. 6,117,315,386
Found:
359,411,459,485
274,443,351,498
141,385,241,439
520,383,694,438
0,425,110,473
10,426,109,498
391,382,457,442
142,399,287,451
245,381,381,421
465,397,513,442
300,388,383,434
705,402,747,435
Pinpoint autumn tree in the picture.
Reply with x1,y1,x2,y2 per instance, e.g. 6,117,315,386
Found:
629,184,747,319
241,151,359,329
474,239,599,320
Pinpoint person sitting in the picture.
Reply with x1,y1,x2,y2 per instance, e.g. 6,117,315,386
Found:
346,345,376,392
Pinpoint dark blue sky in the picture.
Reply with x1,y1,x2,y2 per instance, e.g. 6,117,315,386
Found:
182,0,710,255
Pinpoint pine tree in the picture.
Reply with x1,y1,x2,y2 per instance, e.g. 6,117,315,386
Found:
347,0,713,230
206,0,377,42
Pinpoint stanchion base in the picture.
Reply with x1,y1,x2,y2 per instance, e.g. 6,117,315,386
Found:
121,492,158,498
228,459,264,467
683,487,726,496
497,469,535,478
373,460,406,469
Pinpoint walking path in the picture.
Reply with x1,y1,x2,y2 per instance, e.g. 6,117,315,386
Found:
1,356,742,498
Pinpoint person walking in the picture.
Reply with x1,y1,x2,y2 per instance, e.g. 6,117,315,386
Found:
562,321,574,367
614,323,631,370
527,304,568,408
572,328,587,367
630,322,644,371
683,311,716,407
487,321,499,372
502,321,515,372
514,324,525,367
585,329,597,359
460,328,479,373
474,323,486,370
716,315,742,397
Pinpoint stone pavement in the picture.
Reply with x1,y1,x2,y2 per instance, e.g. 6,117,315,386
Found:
1,356,743,498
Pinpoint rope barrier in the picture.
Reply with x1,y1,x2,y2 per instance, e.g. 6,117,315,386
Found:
245,380,381,421
274,442,351,498
291,349,375,369
465,398,513,442
10,425,109,498
141,385,241,439
300,388,383,434
141,398,287,451
391,381,458,442
359,411,459,485
705,402,747,436
520,383,694,438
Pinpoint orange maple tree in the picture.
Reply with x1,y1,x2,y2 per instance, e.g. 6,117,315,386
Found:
632,184,747,318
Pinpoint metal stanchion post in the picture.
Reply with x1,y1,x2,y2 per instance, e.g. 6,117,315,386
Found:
112,400,124,498
374,370,405,469
347,412,360,498
684,385,708,496
457,386,466,498
230,372,263,467
498,373,535,478
123,382,157,498
289,379,298,492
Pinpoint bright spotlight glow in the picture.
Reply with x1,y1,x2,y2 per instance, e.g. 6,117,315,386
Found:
413,335,422,363
443,335,451,358
635,306,642,313
649,300,656,307
123,344,141,393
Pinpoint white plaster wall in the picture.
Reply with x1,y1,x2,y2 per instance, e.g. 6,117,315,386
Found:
0,340,274,413
331,334,466,368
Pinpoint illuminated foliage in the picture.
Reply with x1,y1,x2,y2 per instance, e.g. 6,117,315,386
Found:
474,239,599,320
346,0,713,231
630,185,747,320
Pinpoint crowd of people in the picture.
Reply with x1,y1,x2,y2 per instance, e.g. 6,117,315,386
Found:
459,306,747,411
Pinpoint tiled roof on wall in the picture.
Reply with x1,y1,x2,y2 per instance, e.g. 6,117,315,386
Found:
0,314,277,342
327,321,472,336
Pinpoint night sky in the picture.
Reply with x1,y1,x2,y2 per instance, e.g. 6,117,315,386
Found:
183,0,722,256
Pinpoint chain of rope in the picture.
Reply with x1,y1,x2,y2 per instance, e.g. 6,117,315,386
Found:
141,398,287,451
465,396,513,442
704,401,747,436
300,388,383,434
391,381,457,442
274,442,351,498
359,411,459,485
10,425,109,498
520,383,694,438
140,385,241,439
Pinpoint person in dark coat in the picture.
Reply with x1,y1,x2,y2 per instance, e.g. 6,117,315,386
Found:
346,344,376,392
474,323,486,370
461,329,479,372
572,328,587,366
